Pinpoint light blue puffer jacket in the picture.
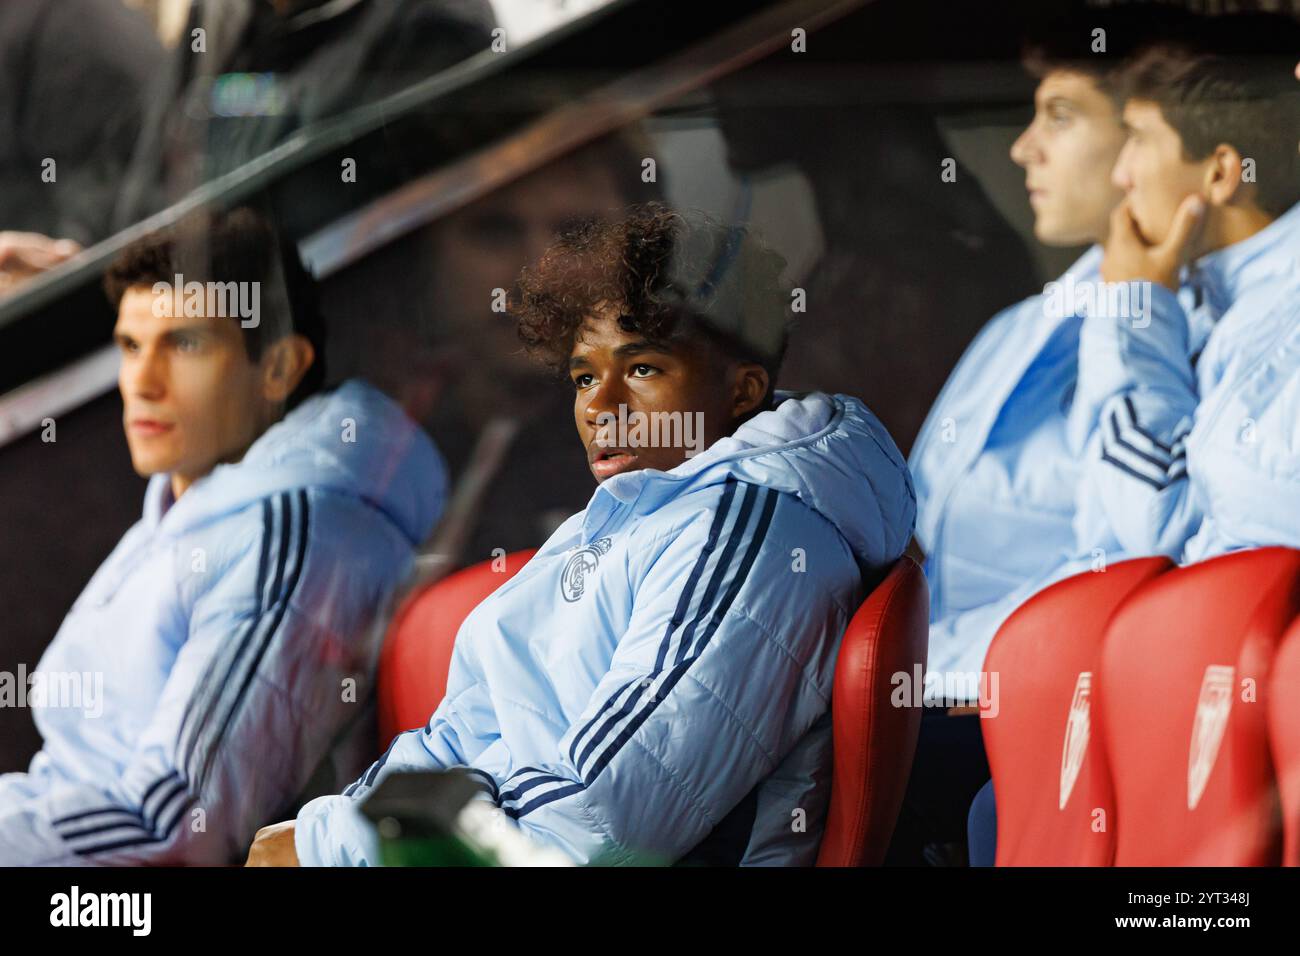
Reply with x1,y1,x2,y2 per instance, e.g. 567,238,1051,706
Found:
0,379,445,865
294,390,915,866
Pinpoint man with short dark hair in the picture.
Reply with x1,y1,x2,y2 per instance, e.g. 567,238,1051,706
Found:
966,20,1300,863
0,207,446,865
248,204,916,866
912,10,1169,698
903,9,1185,866
1073,17,1300,561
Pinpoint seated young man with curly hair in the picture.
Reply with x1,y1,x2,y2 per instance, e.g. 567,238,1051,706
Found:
248,203,915,867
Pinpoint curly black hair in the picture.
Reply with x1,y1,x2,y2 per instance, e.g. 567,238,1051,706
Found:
513,202,792,405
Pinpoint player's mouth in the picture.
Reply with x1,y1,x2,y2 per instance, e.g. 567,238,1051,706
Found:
589,445,640,480
128,418,176,437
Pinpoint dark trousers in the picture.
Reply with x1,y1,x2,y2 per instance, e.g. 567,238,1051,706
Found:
967,778,998,867
884,708,990,866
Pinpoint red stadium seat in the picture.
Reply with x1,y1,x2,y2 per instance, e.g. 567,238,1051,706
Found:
981,557,1172,866
1101,547,1300,866
1266,616,1300,866
376,549,536,747
816,556,930,867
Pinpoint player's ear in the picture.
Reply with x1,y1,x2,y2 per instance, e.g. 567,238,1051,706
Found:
730,362,769,421
261,334,315,405
1202,143,1245,207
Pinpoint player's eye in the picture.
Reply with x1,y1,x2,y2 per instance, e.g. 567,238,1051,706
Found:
1047,107,1072,128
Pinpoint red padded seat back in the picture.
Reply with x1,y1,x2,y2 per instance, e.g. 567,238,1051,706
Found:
1268,616,1300,867
1101,548,1300,866
816,557,929,867
982,557,1172,866
377,550,536,747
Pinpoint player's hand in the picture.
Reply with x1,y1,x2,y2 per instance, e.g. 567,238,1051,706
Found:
245,820,300,866
0,232,81,297
1100,196,1203,291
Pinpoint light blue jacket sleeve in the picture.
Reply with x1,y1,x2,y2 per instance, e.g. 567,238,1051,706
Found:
293,708,489,866
1182,278,1300,560
0,491,402,865
295,729,430,867
296,484,866,866
294,603,514,865
1071,281,1202,558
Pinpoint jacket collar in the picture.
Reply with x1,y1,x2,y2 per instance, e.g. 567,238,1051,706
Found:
1183,201,1300,317
142,474,176,532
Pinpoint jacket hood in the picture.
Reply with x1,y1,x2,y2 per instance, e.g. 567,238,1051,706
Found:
586,390,916,569
144,378,445,546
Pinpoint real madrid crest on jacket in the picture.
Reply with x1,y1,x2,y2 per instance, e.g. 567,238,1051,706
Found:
560,537,612,602
294,390,916,866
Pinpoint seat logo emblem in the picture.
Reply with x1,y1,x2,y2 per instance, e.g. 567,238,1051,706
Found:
1188,665,1234,810
1059,672,1091,810
561,537,612,602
